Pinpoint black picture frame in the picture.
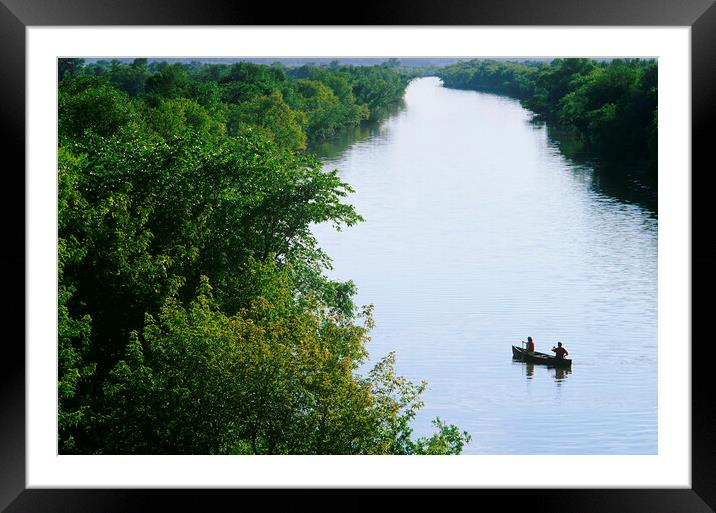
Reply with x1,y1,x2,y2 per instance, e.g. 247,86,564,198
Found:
3,0,714,511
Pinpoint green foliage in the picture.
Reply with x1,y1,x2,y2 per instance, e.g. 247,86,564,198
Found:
58,147,96,453
106,60,151,98
527,58,595,116
435,59,539,100
288,66,371,138
226,91,307,150
98,267,370,454
559,60,657,159
292,79,359,141
365,352,471,454
97,268,466,455
184,79,225,117
58,58,85,81
57,59,466,455
140,97,222,139
59,76,136,140
144,63,190,99
218,62,289,104
61,59,409,150
337,65,409,121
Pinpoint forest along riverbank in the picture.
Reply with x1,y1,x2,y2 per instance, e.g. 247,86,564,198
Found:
436,58,658,214
58,60,474,455
312,77,657,455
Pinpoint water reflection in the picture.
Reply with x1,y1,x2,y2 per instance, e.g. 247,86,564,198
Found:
525,362,534,378
308,100,406,161
311,77,657,454
553,367,571,382
513,359,572,382
539,122,657,215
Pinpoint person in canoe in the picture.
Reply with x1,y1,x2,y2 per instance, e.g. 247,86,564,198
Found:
551,341,568,359
526,336,535,354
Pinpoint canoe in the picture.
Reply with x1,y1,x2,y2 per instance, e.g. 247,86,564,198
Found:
512,345,572,368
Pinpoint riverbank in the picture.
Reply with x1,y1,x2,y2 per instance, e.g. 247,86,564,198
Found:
312,77,657,454
435,59,657,210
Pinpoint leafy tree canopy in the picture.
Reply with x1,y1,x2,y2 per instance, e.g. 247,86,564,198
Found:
57,58,468,455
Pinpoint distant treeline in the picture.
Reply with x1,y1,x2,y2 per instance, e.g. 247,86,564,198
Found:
436,58,657,175
60,58,409,149
83,56,555,69
58,58,471,455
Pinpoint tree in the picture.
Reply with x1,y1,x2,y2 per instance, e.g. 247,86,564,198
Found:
340,65,408,120
140,97,220,140
59,77,135,140
99,268,469,455
58,58,85,81
145,63,190,99
226,91,307,150
292,79,358,140
219,62,288,104
56,59,467,455
559,59,657,164
58,147,96,453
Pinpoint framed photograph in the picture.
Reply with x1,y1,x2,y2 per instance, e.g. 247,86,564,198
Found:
6,0,714,511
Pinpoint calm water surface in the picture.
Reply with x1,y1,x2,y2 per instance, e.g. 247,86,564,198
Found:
311,77,657,454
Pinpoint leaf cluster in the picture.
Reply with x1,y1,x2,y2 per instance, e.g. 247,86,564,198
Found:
57,58,469,455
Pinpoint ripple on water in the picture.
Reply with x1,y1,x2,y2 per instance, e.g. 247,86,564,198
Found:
312,77,657,455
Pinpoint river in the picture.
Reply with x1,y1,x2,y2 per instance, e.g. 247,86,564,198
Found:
311,77,657,455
